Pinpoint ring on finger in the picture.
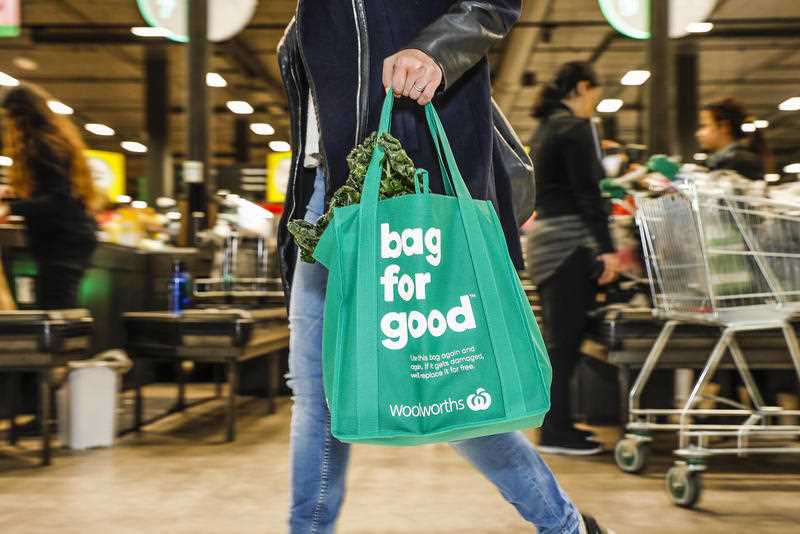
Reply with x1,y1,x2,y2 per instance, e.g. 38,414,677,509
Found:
412,83,426,94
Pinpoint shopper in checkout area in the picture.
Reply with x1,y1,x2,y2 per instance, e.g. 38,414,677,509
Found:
0,84,99,434
277,3,613,534
526,61,621,455
696,98,799,419
696,97,770,180
0,84,99,308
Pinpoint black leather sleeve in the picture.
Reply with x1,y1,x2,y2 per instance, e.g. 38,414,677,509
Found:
405,1,522,91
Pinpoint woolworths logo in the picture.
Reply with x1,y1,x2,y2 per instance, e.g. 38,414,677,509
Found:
466,388,492,411
388,388,492,418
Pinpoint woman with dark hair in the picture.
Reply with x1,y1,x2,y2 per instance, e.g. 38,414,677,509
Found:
697,97,770,180
526,61,619,455
0,83,99,308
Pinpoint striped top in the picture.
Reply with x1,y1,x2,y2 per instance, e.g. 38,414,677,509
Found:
526,214,599,285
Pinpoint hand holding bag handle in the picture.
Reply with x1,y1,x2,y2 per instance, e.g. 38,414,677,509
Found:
354,92,526,437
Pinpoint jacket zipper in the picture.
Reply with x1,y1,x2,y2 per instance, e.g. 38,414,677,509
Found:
352,0,369,145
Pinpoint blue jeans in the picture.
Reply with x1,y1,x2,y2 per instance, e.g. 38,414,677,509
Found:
287,169,581,534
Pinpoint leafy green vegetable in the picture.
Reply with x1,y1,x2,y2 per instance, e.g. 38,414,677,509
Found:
288,132,417,263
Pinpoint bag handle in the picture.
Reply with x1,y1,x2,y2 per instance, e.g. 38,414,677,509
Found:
423,101,527,415
362,92,454,203
414,168,430,194
354,92,526,438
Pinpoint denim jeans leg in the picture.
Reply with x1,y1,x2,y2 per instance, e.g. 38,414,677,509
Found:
287,170,351,534
286,169,580,533
451,432,582,534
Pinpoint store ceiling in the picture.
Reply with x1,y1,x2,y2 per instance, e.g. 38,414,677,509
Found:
498,0,800,171
0,0,798,188
0,0,297,181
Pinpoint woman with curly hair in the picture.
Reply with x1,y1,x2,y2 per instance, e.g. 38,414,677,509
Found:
0,83,99,308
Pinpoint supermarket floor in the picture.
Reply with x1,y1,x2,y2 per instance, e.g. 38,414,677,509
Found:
2,385,800,534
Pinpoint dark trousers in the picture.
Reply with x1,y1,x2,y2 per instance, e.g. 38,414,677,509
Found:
537,247,597,438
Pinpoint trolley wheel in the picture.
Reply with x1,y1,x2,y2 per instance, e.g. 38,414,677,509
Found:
665,465,703,508
614,438,649,474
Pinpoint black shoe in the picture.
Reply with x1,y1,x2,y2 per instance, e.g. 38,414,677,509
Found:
581,514,615,534
538,431,603,456
573,427,597,442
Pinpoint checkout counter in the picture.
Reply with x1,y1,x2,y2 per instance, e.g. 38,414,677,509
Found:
0,215,290,460
0,223,209,352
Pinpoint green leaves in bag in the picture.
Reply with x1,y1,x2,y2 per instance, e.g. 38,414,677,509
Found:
287,132,417,263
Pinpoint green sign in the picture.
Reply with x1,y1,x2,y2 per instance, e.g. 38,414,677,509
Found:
136,0,258,43
598,0,649,40
598,0,717,40
137,0,187,43
0,0,20,38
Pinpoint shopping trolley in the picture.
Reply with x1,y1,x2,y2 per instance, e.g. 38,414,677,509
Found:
614,183,800,507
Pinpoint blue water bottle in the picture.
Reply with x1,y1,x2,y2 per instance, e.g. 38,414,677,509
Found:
168,260,192,313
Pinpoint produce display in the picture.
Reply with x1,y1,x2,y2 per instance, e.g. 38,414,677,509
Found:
288,131,417,263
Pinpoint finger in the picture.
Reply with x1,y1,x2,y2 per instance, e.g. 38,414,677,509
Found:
406,66,428,102
397,56,424,98
417,82,437,106
405,76,424,100
382,55,396,91
408,66,432,99
392,59,409,97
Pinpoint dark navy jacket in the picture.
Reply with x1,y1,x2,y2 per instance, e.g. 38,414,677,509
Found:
278,1,523,299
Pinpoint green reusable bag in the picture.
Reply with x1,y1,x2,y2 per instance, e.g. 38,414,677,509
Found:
313,92,551,445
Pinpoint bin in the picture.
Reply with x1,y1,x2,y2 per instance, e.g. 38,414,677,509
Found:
57,350,131,450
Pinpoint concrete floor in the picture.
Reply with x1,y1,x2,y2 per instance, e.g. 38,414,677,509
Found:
1,385,800,534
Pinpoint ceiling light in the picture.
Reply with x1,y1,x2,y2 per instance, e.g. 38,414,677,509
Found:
754,120,769,129
784,163,800,174
131,26,170,38
156,197,177,208
13,57,38,71
0,156,13,167
48,100,74,115
166,211,182,220
116,195,132,204
85,123,115,136
596,99,623,113
269,141,291,152
226,100,254,114
620,70,650,86
741,123,756,133
765,173,781,182
779,97,800,111
250,123,275,136
121,141,148,153
0,71,19,87
131,200,148,209
206,72,227,88
693,153,708,161
686,22,713,33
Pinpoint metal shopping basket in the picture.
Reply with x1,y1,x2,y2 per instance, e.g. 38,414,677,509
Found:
614,183,800,507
